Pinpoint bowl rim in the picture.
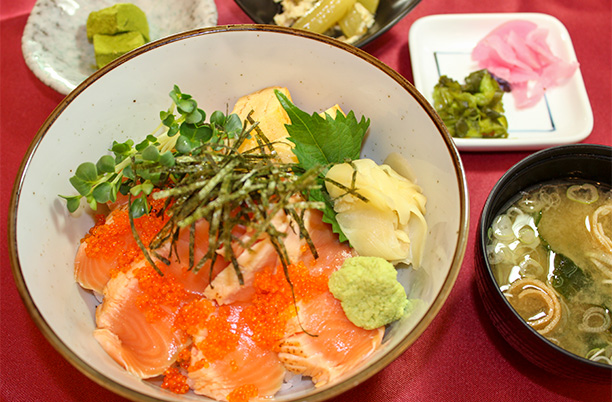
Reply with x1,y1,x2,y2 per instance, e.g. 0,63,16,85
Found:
478,143,612,371
9,24,470,401
232,0,423,48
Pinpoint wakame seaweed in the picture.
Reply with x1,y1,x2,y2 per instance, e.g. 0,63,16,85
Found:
548,249,592,299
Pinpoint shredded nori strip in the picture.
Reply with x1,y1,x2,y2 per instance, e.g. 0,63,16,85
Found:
128,115,325,286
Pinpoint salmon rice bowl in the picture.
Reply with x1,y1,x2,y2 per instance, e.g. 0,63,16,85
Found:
62,85,430,401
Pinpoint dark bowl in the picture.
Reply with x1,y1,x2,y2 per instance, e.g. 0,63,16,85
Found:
233,0,422,47
476,144,612,383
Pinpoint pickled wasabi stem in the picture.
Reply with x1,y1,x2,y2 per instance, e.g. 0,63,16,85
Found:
338,2,373,39
293,0,357,34
567,183,599,204
355,0,378,13
433,69,508,138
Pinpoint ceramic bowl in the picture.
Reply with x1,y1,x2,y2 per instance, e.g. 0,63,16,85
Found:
9,25,468,401
476,144,612,383
234,0,422,47
22,0,218,95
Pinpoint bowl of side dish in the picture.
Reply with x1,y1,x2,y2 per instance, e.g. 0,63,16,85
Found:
234,0,422,47
9,25,468,401
476,144,612,383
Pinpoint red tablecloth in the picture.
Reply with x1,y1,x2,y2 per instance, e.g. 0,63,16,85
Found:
1,0,611,401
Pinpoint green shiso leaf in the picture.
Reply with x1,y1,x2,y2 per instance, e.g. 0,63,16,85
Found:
274,90,369,169
275,89,369,243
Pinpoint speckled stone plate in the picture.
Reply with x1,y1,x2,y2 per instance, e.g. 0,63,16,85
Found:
22,0,218,95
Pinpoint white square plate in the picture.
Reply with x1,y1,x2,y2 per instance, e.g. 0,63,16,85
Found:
409,13,593,152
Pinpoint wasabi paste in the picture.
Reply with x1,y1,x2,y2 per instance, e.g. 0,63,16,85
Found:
329,256,415,330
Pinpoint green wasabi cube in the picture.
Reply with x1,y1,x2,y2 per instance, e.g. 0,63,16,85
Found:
93,31,145,68
329,256,411,330
86,3,150,43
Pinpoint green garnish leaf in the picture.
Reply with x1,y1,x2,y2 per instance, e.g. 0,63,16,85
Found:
59,195,81,213
92,182,113,203
130,182,155,197
142,145,160,161
177,98,197,115
123,164,135,180
224,114,243,138
210,110,226,126
135,135,158,152
179,123,212,143
175,135,195,154
112,139,134,158
160,110,174,125
129,196,149,219
69,176,91,196
184,108,204,124
159,151,175,167
87,195,98,211
96,155,116,173
167,123,180,137
75,162,98,182
275,90,369,170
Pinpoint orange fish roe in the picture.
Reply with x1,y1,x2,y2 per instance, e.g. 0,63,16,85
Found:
134,264,190,322
161,366,190,394
176,347,192,371
175,298,216,338
195,306,240,363
242,262,329,349
82,197,169,277
189,358,208,372
289,261,330,301
176,299,242,367
226,384,258,402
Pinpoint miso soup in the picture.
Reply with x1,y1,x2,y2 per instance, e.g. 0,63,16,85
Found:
486,180,612,365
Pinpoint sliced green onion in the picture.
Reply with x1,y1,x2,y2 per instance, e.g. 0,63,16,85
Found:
578,306,611,333
519,257,544,277
567,183,599,204
492,214,514,241
486,242,513,265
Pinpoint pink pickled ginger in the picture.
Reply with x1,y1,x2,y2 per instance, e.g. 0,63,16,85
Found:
472,20,578,108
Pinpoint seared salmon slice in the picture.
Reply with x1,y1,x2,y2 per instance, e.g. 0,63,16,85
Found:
187,303,287,401
204,209,295,305
205,208,352,306
94,259,193,378
77,202,228,295
158,218,230,295
74,201,168,294
277,292,383,387
300,209,355,277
